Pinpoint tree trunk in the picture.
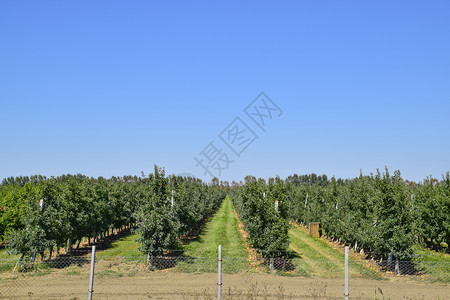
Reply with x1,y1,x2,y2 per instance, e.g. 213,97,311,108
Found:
147,252,153,269
388,253,393,270
68,239,73,254
395,258,400,275
13,253,25,272
31,252,36,268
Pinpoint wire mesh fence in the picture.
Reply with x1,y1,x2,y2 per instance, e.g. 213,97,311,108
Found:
0,249,449,299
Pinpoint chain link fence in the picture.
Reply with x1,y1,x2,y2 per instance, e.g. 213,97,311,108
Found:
0,249,449,299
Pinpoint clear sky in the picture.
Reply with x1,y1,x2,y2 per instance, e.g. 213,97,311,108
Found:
1,1,449,183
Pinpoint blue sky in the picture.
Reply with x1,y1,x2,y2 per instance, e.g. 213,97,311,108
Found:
1,1,449,183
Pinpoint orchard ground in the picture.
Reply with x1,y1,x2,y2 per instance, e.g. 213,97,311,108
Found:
1,261,449,299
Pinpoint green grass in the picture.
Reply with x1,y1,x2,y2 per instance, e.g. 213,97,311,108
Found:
288,256,313,277
0,248,21,272
96,233,145,262
289,226,383,280
64,265,81,276
414,245,450,262
289,230,341,277
28,262,52,276
97,269,125,278
179,196,248,273
413,245,450,282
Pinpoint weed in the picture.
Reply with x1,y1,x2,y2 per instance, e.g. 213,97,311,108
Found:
97,269,124,278
65,265,81,276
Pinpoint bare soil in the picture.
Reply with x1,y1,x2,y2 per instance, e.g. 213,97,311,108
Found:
1,260,448,299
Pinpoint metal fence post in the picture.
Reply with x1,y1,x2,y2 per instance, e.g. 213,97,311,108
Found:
88,245,96,300
217,245,222,300
345,246,349,300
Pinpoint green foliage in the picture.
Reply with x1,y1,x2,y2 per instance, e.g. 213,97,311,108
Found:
285,168,449,259
0,184,35,241
139,167,181,254
135,166,226,259
230,176,290,257
0,166,225,270
413,172,450,248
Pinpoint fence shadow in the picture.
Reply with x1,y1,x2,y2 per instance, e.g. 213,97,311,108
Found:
260,251,298,272
45,255,90,269
147,250,191,270
378,260,420,275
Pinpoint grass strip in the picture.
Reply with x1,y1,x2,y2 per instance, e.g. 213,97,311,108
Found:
290,226,383,279
413,245,450,283
179,196,248,273
96,233,144,263
289,231,341,277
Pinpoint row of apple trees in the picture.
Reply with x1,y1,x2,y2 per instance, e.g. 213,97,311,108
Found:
285,169,450,259
230,176,290,258
0,166,226,264
135,166,225,260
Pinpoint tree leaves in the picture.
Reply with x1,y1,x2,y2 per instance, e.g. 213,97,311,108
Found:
230,176,290,257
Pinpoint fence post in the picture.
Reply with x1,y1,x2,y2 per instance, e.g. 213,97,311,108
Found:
345,246,349,300
88,245,96,300
217,245,222,300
